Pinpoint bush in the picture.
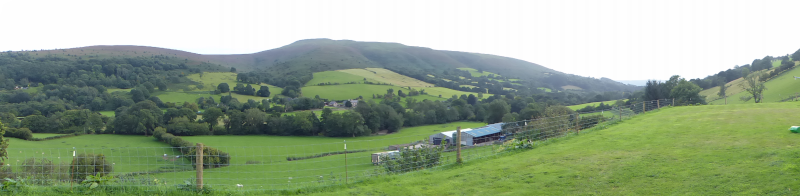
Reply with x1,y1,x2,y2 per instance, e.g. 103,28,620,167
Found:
21,158,54,184
3,128,32,140
187,147,230,168
70,153,113,182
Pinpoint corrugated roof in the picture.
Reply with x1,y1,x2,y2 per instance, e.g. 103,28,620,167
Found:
464,123,504,137
433,129,472,138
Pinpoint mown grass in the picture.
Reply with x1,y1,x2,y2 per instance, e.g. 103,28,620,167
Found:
537,87,552,92
301,84,450,103
306,71,379,86
31,133,65,138
710,63,800,105
338,68,433,87
307,103,800,195
148,122,487,190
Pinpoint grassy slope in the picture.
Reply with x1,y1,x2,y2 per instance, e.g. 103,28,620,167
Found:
457,67,496,77
538,87,552,92
306,71,380,86
7,135,188,173
710,62,800,105
301,84,460,103
151,122,487,189
311,103,800,195
561,85,583,90
339,68,433,87
567,99,627,110
186,72,284,97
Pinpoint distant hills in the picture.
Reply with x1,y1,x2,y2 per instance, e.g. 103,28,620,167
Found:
24,39,639,92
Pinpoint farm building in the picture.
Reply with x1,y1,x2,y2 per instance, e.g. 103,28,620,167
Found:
452,123,505,146
428,129,472,145
371,150,399,165
327,101,339,107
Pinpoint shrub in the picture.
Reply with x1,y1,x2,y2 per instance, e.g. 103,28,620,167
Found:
70,153,113,182
383,144,444,173
187,147,230,168
21,158,54,183
3,128,32,140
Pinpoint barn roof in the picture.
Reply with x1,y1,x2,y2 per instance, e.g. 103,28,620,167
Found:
464,123,504,137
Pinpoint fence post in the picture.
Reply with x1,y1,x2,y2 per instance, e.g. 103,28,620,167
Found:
642,101,645,113
619,106,622,121
196,143,204,190
344,140,347,184
672,98,674,106
456,126,462,164
657,99,660,109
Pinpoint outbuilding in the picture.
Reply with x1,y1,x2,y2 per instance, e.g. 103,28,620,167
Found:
452,123,505,146
371,150,399,165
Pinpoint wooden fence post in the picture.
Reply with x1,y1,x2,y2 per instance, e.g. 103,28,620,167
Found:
642,101,645,113
196,143,204,190
657,99,660,109
619,106,622,121
344,140,347,184
456,126,462,164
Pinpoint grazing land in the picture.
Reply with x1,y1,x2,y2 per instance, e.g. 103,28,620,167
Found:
186,72,284,95
7,135,190,174
567,99,627,110
306,71,380,85
457,67,497,77
538,87,552,92
338,68,433,87
710,64,800,105
561,85,583,90
310,103,800,195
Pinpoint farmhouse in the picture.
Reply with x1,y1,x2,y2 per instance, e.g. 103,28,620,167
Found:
451,123,505,146
327,101,339,107
348,99,359,107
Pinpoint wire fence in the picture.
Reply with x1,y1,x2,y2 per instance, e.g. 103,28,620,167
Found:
0,98,676,192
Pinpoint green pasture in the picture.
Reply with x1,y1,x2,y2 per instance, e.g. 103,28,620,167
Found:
537,87,552,92
98,111,116,117
6,134,189,174
561,85,583,90
306,71,379,86
710,64,800,105
31,133,65,138
459,85,478,88
186,72,284,96
773,59,782,67
338,68,433,87
301,84,451,103
457,67,497,77
312,103,800,195
150,122,487,189
567,99,627,110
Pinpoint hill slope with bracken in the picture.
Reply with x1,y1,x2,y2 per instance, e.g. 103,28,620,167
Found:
28,39,638,92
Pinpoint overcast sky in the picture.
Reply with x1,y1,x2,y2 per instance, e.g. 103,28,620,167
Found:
1,0,798,81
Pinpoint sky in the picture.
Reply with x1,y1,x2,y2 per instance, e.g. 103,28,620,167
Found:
1,0,798,81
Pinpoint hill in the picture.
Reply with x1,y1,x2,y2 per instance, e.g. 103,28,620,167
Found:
38,39,638,92
310,103,800,195
709,61,800,104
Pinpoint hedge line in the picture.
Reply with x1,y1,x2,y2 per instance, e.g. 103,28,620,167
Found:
286,149,368,161
2,128,84,141
153,128,231,168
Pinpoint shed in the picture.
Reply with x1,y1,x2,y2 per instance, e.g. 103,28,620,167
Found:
371,150,399,165
429,129,471,145
453,123,505,146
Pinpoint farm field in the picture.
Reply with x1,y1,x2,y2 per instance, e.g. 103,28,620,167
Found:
457,67,497,77
561,85,583,90
6,135,189,174
710,64,800,105
338,68,433,87
538,87,552,92
700,69,774,102
98,111,116,117
567,99,627,110
186,72,284,96
301,84,456,103
306,71,380,86
31,133,65,138
310,103,800,195
149,121,487,189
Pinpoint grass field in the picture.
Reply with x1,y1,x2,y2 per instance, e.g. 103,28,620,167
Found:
310,103,800,195
149,122,487,189
538,87,552,92
301,84,466,103
459,85,478,88
31,133,65,138
457,68,497,77
7,135,189,174
186,72,284,96
98,111,116,117
773,60,782,67
561,85,583,90
567,99,627,110
700,69,773,102
306,71,380,86
710,64,800,105
338,68,433,87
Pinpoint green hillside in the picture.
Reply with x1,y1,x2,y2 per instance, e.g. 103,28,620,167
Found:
710,61,800,104
44,39,637,92
310,103,800,195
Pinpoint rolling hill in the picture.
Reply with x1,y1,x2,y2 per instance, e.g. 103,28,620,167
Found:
29,39,639,92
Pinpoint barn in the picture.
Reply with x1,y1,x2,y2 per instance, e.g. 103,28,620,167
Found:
428,129,472,145
452,123,505,146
